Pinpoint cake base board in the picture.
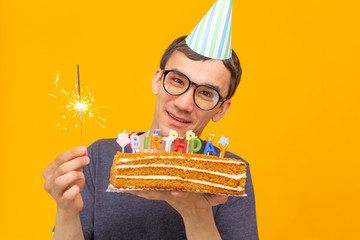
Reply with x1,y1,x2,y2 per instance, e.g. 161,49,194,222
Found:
106,184,247,197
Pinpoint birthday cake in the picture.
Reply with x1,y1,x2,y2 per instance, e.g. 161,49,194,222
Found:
106,130,246,196
107,151,246,196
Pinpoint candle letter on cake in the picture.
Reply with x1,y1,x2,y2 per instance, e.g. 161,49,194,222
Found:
175,137,188,153
116,131,131,153
218,135,230,158
151,135,162,151
190,137,202,153
130,134,141,153
204,134,216,155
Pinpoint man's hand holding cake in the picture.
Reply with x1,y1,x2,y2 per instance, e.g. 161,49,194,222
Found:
124,189,229,240
107,129,246,239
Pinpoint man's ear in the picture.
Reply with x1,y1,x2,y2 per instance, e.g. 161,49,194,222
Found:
212,99,231,122
152,69,163,95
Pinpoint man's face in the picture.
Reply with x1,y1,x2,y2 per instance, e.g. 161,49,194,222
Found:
151,51,232,138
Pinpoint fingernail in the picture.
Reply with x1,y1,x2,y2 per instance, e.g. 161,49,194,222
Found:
83,156,89,163
79,146,86,153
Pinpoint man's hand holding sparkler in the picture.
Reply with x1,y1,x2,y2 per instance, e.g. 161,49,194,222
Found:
43,146,89,239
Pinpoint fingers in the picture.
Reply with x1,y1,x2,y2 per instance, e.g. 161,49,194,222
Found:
43,146,87,179
54,156,89,178
53,171,85,197
43,154,89,196
213,195,229,205
62,184,81,201
59,185,84,212
170,190,189,198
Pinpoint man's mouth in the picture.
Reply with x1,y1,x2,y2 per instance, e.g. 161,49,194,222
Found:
167,112,191,124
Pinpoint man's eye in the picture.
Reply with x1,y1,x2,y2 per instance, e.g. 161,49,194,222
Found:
200,90,213,98
172,78,184,85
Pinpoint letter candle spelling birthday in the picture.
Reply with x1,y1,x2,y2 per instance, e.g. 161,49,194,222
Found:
204,134,216,155
218,135,230,158
185,130,195,153
190,137,202,153
144,131,150,152
175,137,188,153
163,136,173,152
151,135,162,151
116,130,231,157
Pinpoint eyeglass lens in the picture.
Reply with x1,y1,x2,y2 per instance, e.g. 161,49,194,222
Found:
163,71,220,110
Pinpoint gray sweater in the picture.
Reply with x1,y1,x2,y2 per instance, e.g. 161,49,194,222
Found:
80,138,259,239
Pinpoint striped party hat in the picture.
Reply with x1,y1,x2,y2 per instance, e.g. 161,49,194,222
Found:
186,0,232,60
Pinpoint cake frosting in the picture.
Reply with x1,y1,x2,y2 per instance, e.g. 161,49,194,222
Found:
107,152,247,196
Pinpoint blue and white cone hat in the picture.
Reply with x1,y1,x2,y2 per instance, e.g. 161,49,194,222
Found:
186,0,232,60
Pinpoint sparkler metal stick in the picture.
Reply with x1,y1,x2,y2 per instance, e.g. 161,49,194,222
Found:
77,64,83,146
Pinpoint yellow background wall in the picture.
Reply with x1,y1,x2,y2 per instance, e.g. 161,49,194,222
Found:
1,0,359,239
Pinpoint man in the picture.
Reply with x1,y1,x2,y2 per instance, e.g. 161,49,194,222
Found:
43,1,258,239
43,35,258,240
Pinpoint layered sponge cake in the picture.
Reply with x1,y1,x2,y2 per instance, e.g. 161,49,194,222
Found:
107,152,247,196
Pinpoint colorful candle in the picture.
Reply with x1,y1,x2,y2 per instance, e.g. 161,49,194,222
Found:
154,129,162,143
130,134,141,153
204,133,216,155
218,143,230,158
190,137,202,153
169,130,178,140
186,130,195,140
163,136,174,152
127,131,135,147
185,130,195,153
217,135,230,158
204,140,216,155
151,135,162,151
144,131,150,152
205,133,215,141
174,137,188,153
116,131,130,153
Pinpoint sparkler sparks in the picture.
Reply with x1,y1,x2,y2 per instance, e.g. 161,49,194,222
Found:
63,85,101,123
49,70,107,140
54,73,61,89
75,102,87,112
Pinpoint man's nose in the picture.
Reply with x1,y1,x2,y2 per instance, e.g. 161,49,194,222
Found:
173,88,194,112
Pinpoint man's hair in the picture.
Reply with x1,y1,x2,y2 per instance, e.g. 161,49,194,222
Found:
160,36,242,99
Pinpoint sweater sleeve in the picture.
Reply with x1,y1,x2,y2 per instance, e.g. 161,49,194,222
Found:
79,141,98,240
214,161,259,240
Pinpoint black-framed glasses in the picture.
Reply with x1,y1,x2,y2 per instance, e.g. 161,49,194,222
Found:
161,69,226,111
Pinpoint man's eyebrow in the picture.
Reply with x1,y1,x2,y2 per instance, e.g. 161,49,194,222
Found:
171,68,186,76
171,68,221,93
204,84,221,93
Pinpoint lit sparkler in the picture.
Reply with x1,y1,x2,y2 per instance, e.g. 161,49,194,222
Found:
77,64,83,145
49,66,106,144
